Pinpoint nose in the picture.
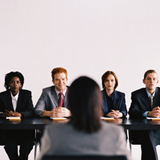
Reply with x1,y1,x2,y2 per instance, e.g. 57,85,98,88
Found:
59,80,63,84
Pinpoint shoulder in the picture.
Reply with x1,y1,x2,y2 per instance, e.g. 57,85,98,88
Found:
131,88,145,95
0,91,9,99
156,87,160,93
42,86,55,93
101,89,106,96
19,89,32,95
0,90,8,95
115,90,125,96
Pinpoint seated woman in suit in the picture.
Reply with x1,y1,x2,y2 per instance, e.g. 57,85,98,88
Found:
37,76,131,160
101,71,127,118
0,71,34,160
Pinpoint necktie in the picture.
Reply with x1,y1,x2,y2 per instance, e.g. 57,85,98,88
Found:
150,95,153,108
58,92,64,107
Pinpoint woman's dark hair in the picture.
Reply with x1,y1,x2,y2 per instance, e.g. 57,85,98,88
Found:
68,76,102,133
4,71,24,90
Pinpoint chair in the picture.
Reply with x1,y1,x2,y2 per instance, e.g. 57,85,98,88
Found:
42,155,127,160
128,130,141,151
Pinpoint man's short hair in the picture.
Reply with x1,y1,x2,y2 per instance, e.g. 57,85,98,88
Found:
51,67,68,80
144,69,157,79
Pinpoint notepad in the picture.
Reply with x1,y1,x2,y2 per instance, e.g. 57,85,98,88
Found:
6,117,21,121
101,117,115,121
50,117,67,121
146,117,160,121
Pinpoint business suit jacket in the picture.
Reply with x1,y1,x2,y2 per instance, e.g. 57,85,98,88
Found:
37,121,131,160
129,87,160,118
0,89,34,118
102,89,127,117
35,86,69,116
129,87,160,160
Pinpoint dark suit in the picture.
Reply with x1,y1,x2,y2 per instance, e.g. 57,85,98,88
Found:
0,89,35,160
129,87,160,160
102,89,127,117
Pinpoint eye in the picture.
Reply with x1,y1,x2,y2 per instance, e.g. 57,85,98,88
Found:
10,81,14,84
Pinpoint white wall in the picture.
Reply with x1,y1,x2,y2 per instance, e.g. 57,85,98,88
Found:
0,0,160,159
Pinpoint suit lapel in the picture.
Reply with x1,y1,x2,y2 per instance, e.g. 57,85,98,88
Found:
102,90,109,113
51,87,59,107
113,91,120,110
16,90,23,111
64,87,69,107
139,89,151,110
153,88,160,108
5,91,14,111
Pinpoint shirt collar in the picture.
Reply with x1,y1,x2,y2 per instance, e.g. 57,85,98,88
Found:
55,88,67,97
10,91,19,101
146,89,155,98
105,90,115,100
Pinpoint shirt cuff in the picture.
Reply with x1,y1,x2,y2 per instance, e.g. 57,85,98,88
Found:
143,111,149,117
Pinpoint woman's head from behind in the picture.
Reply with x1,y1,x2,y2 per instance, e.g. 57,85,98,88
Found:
4,71,24,94
68,76,102,133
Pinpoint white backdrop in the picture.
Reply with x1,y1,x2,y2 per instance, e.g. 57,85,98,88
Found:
0,1,160,159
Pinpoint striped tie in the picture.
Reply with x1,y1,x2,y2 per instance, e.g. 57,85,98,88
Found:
150,95,153,108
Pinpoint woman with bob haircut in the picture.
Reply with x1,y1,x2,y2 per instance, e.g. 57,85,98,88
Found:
101,71,127,118
0,71,34,160
37,76,131,160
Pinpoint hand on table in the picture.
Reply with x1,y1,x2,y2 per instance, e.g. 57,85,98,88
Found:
148,106,160,118
50,107,71,118
3,110,21,117
106,110,123,119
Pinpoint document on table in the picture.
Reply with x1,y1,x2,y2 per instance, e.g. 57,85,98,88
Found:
50,117,67,121
146,117,160,121
101,117,115,121
6,117,21,121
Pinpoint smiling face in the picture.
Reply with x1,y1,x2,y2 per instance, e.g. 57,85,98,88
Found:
52,72,68,92
143,72,159,94
104,74,116,92
9,76,21,95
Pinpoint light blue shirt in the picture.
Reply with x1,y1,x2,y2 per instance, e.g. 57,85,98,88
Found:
143,90,155,117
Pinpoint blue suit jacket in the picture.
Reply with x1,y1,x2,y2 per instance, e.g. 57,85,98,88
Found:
35,86,69,116
102,89,127,117
129,87,160,118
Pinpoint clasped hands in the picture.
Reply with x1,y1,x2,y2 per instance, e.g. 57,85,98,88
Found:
50,107,71,118
148,106,160,118
0,110,21,118
106,110,123,119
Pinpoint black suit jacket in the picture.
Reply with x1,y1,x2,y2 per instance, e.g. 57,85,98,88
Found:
0,89,34,118
129,87,160,145
129,87,160,118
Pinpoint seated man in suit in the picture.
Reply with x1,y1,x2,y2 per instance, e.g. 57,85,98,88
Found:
129,69,160,160
35,67,71,118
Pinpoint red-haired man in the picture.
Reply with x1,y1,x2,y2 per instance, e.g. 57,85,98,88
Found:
35,67,71,118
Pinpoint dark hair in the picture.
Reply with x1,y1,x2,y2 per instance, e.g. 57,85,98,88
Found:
101,71,118,89
68,76,102,133
144,69,157,79
51,67,68,80
4,71,24,90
